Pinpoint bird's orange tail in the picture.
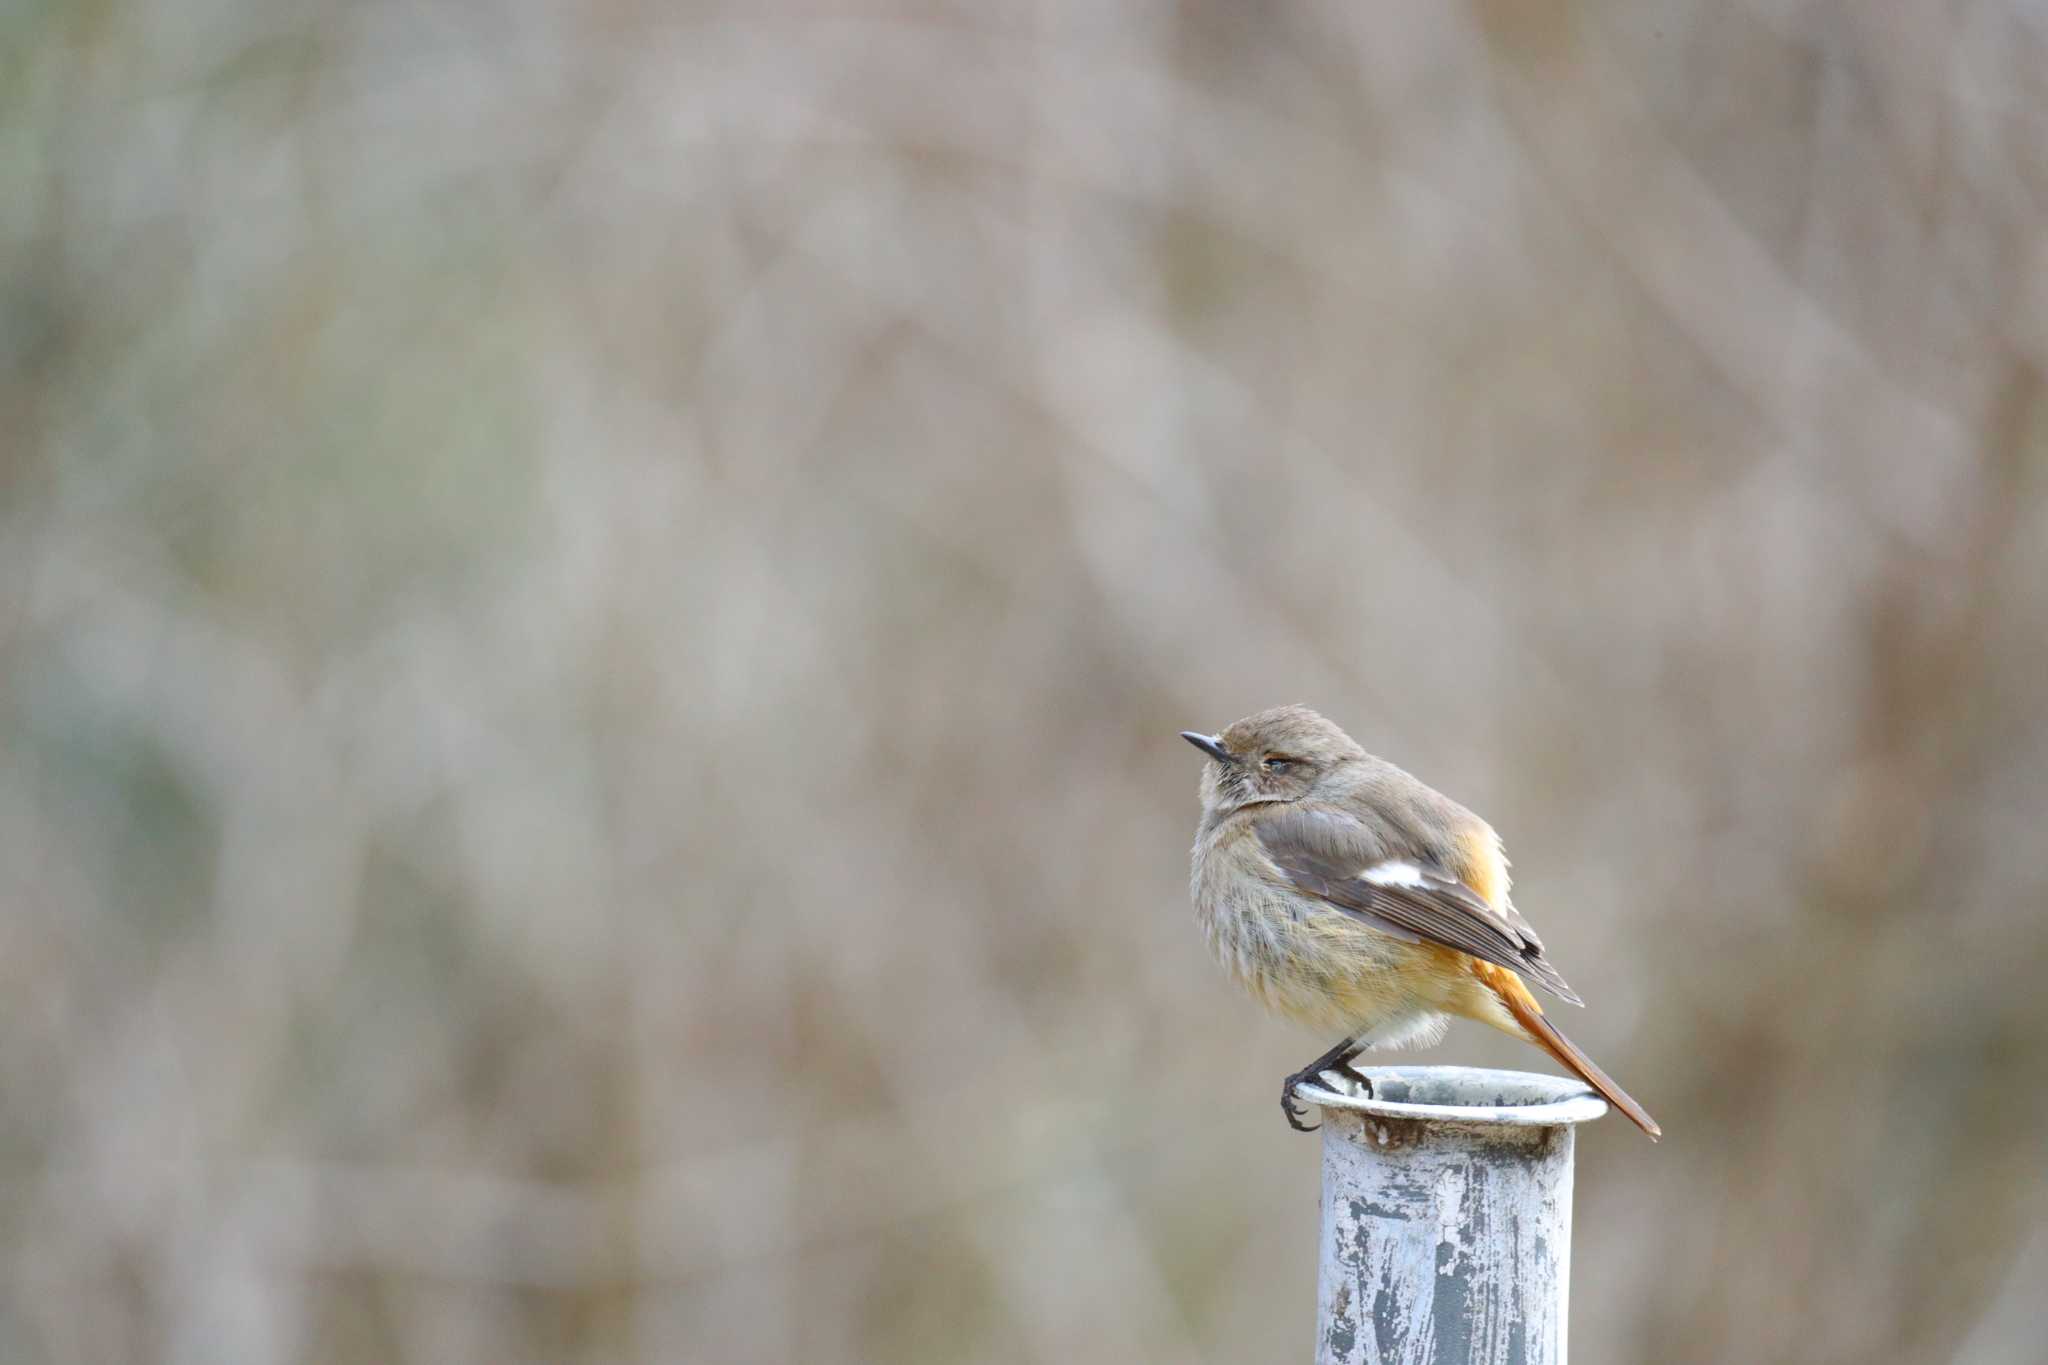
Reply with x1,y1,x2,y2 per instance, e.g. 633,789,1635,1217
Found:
1490,969,1662,1140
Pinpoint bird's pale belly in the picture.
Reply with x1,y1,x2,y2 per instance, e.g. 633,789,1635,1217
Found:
1197,880,1456,1039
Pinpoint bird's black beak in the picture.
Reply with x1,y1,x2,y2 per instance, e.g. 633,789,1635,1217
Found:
1180,731,1232,762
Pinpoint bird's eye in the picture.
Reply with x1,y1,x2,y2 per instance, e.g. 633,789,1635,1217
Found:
1263,755,1293,773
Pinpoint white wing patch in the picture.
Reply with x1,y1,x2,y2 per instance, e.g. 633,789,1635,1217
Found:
1361,860,1428,889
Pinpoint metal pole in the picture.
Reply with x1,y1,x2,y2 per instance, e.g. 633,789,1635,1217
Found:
1298,1065,1609,1365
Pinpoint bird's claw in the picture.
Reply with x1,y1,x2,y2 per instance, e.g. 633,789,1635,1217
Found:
1281,1073,1321,1132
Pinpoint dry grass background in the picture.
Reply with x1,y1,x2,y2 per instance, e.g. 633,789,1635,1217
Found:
5,2,2048,1361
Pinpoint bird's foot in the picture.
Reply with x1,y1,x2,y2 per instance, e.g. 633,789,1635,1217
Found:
1331,1060,1374,1098
1280,1071,1320,1132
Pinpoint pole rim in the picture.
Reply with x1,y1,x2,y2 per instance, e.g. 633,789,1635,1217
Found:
1297,1063,1610,1127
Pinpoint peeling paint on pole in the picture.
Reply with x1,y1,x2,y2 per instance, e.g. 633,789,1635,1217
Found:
1299,1066,1608,1365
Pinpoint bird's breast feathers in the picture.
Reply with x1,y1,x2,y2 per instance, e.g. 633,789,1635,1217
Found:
1191,820,1451,1034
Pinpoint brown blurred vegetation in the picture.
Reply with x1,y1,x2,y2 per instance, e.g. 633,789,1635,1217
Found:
4,2,2047,1361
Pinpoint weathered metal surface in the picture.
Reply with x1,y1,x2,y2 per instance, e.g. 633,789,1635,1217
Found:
1298,1066,1607,1365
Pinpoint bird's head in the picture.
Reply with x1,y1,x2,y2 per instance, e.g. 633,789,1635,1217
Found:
1181,705,1365,817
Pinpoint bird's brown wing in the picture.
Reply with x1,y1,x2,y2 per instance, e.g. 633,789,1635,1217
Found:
1254,804,1584,1006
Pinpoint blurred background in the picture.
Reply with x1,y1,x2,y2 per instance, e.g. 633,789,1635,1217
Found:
5,1,2048,1361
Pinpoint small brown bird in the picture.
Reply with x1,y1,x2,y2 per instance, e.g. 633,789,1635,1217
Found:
1182,705,1660,1138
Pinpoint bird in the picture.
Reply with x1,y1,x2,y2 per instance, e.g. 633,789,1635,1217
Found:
1181,704,1660,1138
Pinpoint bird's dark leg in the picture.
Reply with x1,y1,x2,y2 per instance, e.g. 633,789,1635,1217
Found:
1281,1037,1373,1133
